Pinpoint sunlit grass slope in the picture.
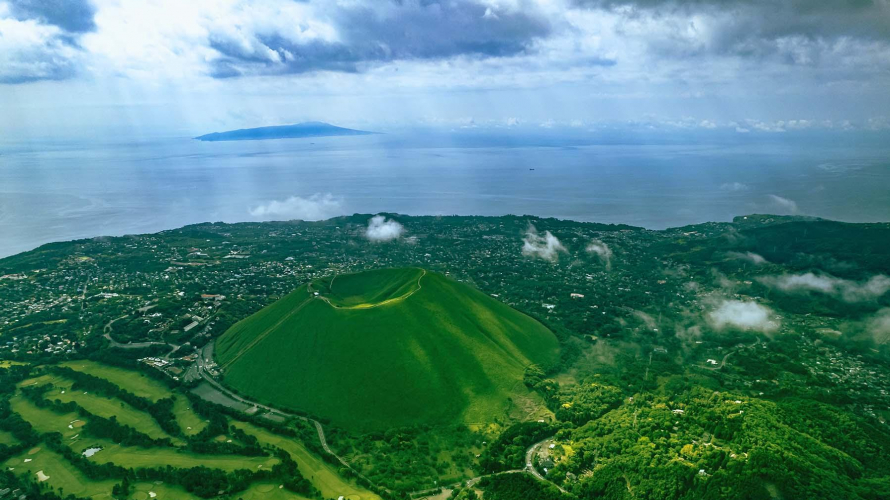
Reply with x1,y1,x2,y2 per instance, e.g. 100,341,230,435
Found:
216,268,559,431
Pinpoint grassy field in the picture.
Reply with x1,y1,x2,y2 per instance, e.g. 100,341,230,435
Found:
216,268,560,430
56,360,206,435
236,483,314,500
0,429,17,445
319,267,423,307
10,393,84,440
3,447,119,499
3,447,201,500
231,421,382,500
7,363,368,500
128,482,202,500
82,438,280,471
172,396,208,436
59,360,172,401
42,380,178,443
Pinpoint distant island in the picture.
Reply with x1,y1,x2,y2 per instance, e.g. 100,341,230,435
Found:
194,121,374,142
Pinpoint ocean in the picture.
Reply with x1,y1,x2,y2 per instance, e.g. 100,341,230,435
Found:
1,132,888,258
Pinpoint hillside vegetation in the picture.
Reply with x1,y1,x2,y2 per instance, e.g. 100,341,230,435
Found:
215,268,560,430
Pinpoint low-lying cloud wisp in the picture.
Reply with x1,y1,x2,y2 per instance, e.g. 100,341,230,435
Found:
758,272,890,303
522,225,567,262
586,240,613,270
365,215,404,242
708,300,778,333
727,251,767,265
767,194,800,214
249,193,342,220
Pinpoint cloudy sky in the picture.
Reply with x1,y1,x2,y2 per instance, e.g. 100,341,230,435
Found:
2,0,889,139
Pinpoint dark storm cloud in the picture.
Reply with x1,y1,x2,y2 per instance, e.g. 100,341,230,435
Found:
575,0,890,43
208,0,552,77
1,0,91,84
8,0,97,33
337,1,551,59
0,61,75,84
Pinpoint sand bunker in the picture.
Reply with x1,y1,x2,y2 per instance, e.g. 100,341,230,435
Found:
36,470,50,482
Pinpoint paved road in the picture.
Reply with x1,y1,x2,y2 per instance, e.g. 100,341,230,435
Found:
526,439,569,494
407,438,569,499
702,341,761,371
103,315,169,349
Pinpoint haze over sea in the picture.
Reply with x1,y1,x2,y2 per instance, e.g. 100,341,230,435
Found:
1,131,889,259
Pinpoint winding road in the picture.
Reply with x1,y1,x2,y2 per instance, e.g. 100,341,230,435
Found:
701,340,761,371
103,314,170,349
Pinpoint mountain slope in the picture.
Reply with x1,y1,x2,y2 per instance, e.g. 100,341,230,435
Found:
194,121,374,142
214,268,560,431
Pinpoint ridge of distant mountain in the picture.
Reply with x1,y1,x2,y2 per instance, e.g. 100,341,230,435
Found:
194,121,374,142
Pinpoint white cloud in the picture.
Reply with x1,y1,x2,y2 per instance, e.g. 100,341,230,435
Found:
522,224,567,262
720,182,749,192
708,300,778,333
586,240,613,270
3,0,890,139
767,194,799,214
699,119,717,129
865,308,890,344
365,214,404,242
0,15,81,83
758,272,890,303
248,193,342,220
726,251,767,265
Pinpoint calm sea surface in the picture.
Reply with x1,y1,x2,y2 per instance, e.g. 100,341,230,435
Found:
1,133,889,258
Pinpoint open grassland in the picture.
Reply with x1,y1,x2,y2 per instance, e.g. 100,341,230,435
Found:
83,439,280,471
231,421,382,500
128,482,201,500
19,373,58,388
319,267,423,307
10,394,84,440
217,268,560,431
0,429,17,445
3,447,119,499
59,360,172,401
236,482,313,500
7,363,366,500
172,396,208,436
42,379,178,443
3,447,199,500
55,360,207,436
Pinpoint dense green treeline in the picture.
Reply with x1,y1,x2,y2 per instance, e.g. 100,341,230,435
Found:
543,387,890,500
478,474,571,500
